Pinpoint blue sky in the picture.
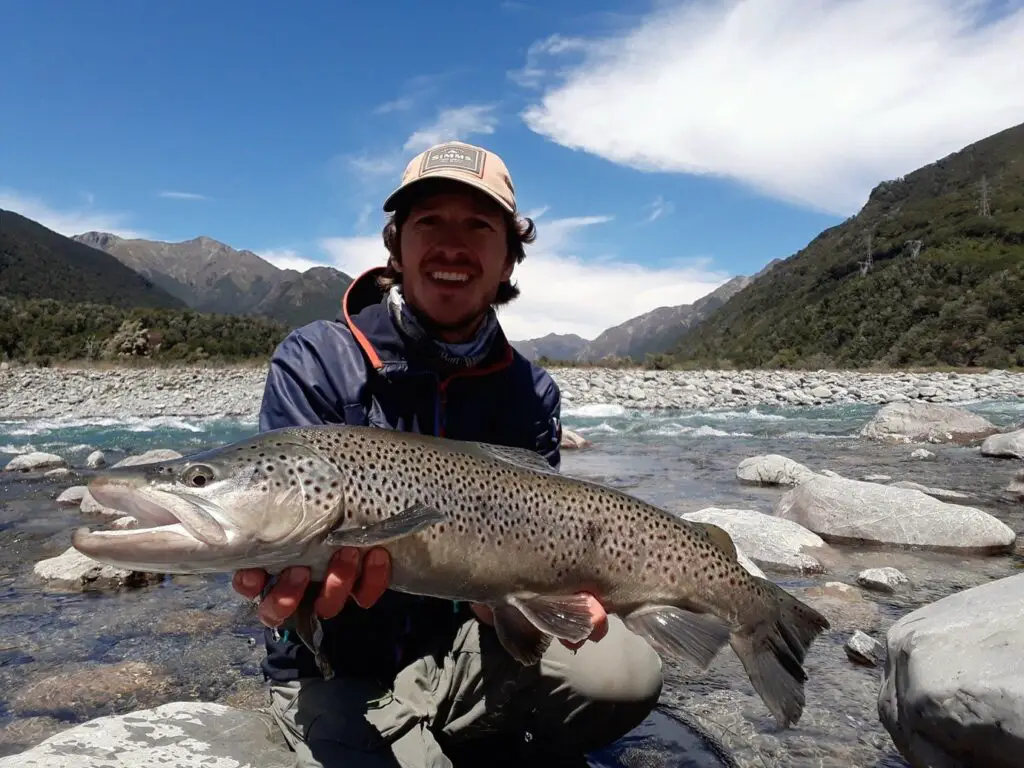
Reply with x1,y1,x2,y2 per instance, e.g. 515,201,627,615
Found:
2,0,1022,340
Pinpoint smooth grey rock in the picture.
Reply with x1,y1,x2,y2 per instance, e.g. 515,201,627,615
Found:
910,448,935,459
888,480,974,504
0,701,294,767
845,630,884,666
2,452,67,472
682,507,830,573
878,572,1024,768
773,475,1016,553
859,401,1000,444
856,567,908,593
86,450,107,468
112,449,183,467
33,547,159,591
55,486,87,506
735,454,816,487
1009,469,1024,501
981,427,1024,459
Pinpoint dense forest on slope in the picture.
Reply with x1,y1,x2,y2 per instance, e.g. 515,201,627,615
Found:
669,122,1024,370
0,296,290,365
0,210,185,310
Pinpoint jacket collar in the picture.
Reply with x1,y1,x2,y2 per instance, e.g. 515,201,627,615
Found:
339,267,515,377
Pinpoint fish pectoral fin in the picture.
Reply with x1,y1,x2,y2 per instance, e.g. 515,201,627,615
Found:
324,503,446,547
506,593,595,645
623,604,731,670
491,604,552,665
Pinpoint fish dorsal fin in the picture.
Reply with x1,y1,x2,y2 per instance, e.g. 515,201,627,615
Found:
468,442,559,474
696,522,737,560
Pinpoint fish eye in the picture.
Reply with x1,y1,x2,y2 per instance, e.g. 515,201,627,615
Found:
181,464,216,488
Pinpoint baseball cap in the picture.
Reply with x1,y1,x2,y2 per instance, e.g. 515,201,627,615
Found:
382,140,517,215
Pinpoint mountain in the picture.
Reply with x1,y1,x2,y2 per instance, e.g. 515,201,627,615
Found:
511,333,590,362
669,121,1024,370
0,209,185,310
72,232,353,327
509,273,760,364
576,275,757,362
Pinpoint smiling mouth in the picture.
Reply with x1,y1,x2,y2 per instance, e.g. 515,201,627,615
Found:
429,270,472,284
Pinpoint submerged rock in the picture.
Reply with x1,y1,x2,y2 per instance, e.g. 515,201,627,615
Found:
735,454,816,486
859,401,999,444
774,475,1016,553
2,452,67,473
878,572,1024,768
33,547,161,591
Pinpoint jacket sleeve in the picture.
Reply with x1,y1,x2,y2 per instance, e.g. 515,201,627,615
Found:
258,322,357,432
533,373,563,471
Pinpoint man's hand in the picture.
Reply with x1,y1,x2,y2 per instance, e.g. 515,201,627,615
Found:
232,546,391,628
469,593,609,649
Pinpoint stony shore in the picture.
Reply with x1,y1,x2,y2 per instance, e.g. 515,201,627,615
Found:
1,363,1023,420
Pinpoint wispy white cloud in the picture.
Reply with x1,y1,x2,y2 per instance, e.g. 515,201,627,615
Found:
158,190,208,201
403,105,499,152
517,0,1024,216
316,211,730,340
0,188,148,238
644,195,674,223
256,248,327,273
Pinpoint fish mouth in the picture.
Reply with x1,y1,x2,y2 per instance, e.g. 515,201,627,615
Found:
71,476,231,571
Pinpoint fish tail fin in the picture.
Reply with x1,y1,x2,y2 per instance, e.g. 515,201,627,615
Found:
731,578,830,729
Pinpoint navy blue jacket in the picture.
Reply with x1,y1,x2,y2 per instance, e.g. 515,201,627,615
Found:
256,267,563,683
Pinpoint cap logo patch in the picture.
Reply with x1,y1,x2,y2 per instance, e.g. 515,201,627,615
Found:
420,143,485,178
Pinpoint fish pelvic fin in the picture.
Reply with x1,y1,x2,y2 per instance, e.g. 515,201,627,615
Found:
731,578,831,729
492,604,553,665
623,604,731,670
506,593,595,645
324,503,446,548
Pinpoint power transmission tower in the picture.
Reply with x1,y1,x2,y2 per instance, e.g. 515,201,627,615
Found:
979,175,991,218
858,231,873,276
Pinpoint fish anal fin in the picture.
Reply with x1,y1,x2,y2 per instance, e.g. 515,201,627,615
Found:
624,604,731,670
324,502,446,547
507,593,595,645
695,522,737,560
491,604,552,665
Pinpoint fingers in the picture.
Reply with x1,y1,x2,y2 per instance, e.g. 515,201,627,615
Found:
231,568,267,600
258,566,310,628
313,547,392,618
352,547,391,609
313,548,360,618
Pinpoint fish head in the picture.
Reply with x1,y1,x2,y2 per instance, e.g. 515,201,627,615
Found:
70,430,348,573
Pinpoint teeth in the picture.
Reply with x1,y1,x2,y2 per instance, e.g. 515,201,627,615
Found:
431,271,470,282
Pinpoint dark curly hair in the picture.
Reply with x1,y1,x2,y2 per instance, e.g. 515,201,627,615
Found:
376,178,536,305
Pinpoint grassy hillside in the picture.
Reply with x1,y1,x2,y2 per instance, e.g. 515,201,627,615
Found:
669,122,1024,370
0,210,185,310
0,295,290,365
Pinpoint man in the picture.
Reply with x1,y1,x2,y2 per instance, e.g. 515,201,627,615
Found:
232,140,663,767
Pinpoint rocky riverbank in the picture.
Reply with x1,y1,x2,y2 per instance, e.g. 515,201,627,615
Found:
1,363,1023,420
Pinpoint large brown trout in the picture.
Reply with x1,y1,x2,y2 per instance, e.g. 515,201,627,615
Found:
71,424,830,728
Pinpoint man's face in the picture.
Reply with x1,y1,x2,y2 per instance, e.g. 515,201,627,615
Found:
395,187,514,341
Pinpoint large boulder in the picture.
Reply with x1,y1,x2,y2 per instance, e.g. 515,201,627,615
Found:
878,572,1024,768
682,507,831,573
981,427,1024,459
859,401,1000,444
773,475,1016,553
0,701,294,767
2,452,67,472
